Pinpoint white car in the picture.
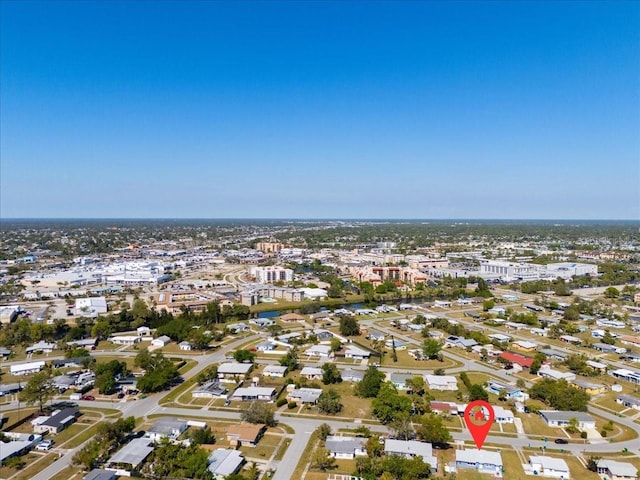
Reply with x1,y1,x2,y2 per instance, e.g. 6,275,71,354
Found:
36,440,53,451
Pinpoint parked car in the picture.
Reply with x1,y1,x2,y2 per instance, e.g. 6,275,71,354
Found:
554,438,569,444
117,392,125,399
37,440,54,450
81,395,95,401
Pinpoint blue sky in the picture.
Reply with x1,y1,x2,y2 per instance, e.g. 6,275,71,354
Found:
1,1,638,219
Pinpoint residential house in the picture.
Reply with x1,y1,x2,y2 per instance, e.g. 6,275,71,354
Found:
286,387,322,405
366,330,386,341
300,367,323,380
344,345,370,359
537,365,576,382
425,374,458,391
539,411,596,429
33,407,79,434
304,344,331,357
540,349,569,362
179,341,192,351
83,470,116,480
593,343,627,355
218,363,253,381
326,435,367,459
585,360,607,373
151,335,171,347
256,341,276,352
136,326,151,336
499,352,533,369
596,459,638,480
454,449,503,478
110,335,141,346
279,313,306,324
385,338,407,350
528,456,570,479
10,360,45,376
512,340,538,353
616,394,640,411
106,437,154,472
571,379,607,395
384,439,438,472
429,401,458,416
389,373,414,391
207,449,245,480
559,335,582,345
341,369,364,383
487,333,511,343
262,365,288,378
147,418,188,442
192,381,228,399
25,341,56,354
230,387,276,402
610,369,640,385
226,423,266,447
487,381,525,401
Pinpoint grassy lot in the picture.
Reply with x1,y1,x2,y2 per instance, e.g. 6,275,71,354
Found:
305,458,357,480
52,423,87,445
49,466,82,480
518,413,563,438
316,381,371,420
10,453,57,480
291,429,320,479
160,376,198,405
275,437,291,461
239,432,282,460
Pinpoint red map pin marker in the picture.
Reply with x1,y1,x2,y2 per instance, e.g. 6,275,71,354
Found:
464,400,495,449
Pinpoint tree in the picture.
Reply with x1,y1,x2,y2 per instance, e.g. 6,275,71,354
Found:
529,378,590,411
134,349,178,393
190,425,216,445
389,412,415,441
469,384,489,402
317,388,343,414
602,330,616,345
554,278,571,296
586,455,601,472
339,317,359,336
605,287,620,299
241,401,276,426
317,423,332,441
415,413,453,446
19,369,55,413
355,365,385,398
321,363,342,385
233,349,255,363
330,337,342,353
566,417,580,434
312,448,337,471
422,338,441,359
365,436,383,458
372,382,412,424
279,347,299,371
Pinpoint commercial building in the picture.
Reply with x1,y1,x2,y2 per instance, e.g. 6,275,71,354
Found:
249,266,293,283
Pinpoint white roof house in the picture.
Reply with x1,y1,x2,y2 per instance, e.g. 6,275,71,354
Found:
597,459,638,480
344,345,370,359
207,449,244,479
147,418,188,442
455,449,503,477
230,387,276,402
151,335,171,347
528,456,570,479
384,439,437,471
218,363,253,379
107,438,154,469
539,411,596,429
10,361,45,376
425,374,458,391
75,297,108,316
300,367,323,379
304,344,331,357
325,435,367,459
262,365,288,378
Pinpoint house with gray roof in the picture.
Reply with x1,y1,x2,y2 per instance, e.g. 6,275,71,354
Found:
192,381,228,399
597,459,638,480
230,387,276,402
539,410,595,429
527,455,570,479
286,387,322,404
326,435,366,459
341,369,364,382
147,417,188,442
83,469,116,480
207,449,245,479
107,437,154,471
33,407,79,434
385,439,438,472
617,394,640,410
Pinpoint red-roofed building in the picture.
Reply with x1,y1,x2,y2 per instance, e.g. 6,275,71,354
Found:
500,352,534,368
430,401,459,416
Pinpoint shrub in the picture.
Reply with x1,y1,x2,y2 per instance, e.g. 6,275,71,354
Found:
600,429,607,437
287,401,298,409
580,431,588,439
